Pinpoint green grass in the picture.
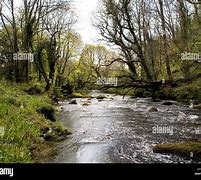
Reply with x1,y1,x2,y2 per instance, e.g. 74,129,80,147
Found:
0,82,69,163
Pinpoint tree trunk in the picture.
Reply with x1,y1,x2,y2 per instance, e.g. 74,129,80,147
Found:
158,0,172,81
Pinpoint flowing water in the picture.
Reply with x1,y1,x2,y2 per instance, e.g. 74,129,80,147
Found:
47,90,201,163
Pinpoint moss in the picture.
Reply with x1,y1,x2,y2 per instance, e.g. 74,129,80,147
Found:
153,142,201,160
70,92,84,98
127,90,135,96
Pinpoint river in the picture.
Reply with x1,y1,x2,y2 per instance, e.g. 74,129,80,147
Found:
47,90,201,163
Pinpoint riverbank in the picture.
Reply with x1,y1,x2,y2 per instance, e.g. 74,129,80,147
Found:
104,78,201,104
0,82,70,163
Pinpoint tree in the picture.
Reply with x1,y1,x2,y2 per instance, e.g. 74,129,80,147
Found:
55,31,82,87
157,0,172,80
94,0,153,81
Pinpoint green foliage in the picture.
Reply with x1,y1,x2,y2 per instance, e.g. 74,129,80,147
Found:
0,82,69,163
53,87,65,100
161,79,201,102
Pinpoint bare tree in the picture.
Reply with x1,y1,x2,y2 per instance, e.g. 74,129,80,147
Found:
94,0,153,81
157,0,172,80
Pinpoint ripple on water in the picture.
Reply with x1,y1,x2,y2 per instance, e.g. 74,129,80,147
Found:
50,93,200,163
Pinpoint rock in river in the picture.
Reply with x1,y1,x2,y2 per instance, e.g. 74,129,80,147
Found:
162,101,173,106
148,106,158,112
69,100,77,104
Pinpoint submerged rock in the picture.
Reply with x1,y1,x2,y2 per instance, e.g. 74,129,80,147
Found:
148,107,158,112
82,103,90,106
96,95,106,100
162,101,173,106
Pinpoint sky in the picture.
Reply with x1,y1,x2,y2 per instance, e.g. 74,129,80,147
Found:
73,0,101,44
13,0,101,45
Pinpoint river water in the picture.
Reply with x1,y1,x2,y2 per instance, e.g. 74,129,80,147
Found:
47,90,201,163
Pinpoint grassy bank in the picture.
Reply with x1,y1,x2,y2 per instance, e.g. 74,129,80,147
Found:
0,82,70,163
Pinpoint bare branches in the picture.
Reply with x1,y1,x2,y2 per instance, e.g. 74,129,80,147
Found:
94,0,154,81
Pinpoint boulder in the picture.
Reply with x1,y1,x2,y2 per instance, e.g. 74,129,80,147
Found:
69,100,77,104
148,107,158,112
96,95,106,100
